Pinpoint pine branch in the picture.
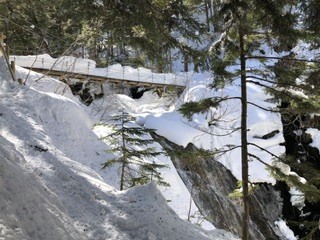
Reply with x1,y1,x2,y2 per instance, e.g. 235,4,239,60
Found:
248,142,283,161
179,96,241,120
247,153,273,168
215,145,241,157
246,75,276,84
246,56,320,64
101,157,123,169
246,79,294,99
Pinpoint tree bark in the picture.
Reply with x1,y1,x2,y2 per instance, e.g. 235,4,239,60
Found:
120,112,126,191
239,17,250,240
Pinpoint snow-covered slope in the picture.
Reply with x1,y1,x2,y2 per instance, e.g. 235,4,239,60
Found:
144,71,285,184
0,57,238,239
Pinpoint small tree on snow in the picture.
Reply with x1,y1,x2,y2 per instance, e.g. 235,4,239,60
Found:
100,111,168,190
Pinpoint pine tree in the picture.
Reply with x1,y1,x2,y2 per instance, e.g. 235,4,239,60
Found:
99,0,204,70
0,0,97,56
1,0,204,69
181,0,320,238
268,50,320,240
180,1,306,239
99,111,168,190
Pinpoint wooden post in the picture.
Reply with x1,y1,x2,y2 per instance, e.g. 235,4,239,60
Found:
0,32,16,82
5,45,9,59
11,60,16,79
0,32,6,56
0,32,6,45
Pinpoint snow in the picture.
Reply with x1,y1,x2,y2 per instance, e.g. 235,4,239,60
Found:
144,71,285,184
306,128,320,150
144,112,205,148
0,56,239,239
289,187,305,210
274,220,297,240
0,135,82,240
12,54,286,183
91,98,216,230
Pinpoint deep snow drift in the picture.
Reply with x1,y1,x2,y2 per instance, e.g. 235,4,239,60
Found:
0,57,238,239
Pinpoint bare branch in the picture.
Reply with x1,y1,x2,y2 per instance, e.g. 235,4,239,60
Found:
248,142,283,161
247,101,280,113
248,153,273,168
246,79,274,90
183,120,241,136
246,75,276,84
216,145,241,157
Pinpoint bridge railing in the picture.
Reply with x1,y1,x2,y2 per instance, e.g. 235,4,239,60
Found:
10,54,188,87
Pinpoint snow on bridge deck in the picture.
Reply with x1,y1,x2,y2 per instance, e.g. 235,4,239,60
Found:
10,54,188,89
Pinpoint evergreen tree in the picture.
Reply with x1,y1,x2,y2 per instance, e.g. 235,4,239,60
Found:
99,111,168,190
0,0,204,69
179,1,310,239
98,0,204,70
269,51,320,240
301,0,320,48
0,0,98,56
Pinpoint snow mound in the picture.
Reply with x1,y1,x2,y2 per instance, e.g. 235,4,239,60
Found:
117,182,237,240
0,135,82,240
0,57,238,239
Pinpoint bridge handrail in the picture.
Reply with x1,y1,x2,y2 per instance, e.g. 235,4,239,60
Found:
10,55,187,87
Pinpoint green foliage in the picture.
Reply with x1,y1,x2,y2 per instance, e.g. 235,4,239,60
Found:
179,97,229,120
140,161,170,187
268,156,320,203
0,0,203,69
269,158,320,239
178,1,319,239
209,55,238,88
301,0,320,47
0,0,99,56
228,180,260,199
167,145,214,161
98,111,168,190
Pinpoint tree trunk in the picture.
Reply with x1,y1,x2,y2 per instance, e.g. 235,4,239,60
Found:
204,0,210,32
120,112,126,191
239,17,250,240
184,55,189,72
212,0,221,32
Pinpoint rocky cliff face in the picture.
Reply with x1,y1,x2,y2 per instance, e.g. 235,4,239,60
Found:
153,133,282,240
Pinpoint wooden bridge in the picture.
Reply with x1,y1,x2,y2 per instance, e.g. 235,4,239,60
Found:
9,55,188,91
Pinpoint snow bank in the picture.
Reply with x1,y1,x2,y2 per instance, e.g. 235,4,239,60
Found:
144,71,285,183
145,112,208,148
0,135,82,240
0,57,237,239
274,220,297,240
118,182,237,240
